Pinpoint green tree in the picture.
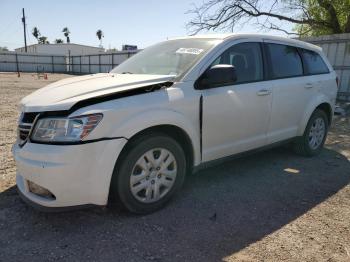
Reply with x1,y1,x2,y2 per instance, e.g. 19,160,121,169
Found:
62,27,70,43
38,36,49,44
32,27,41,42
107,47,118,52
0,46,9,51
296,0,350,35
96,29,104,47
55,39,64,43
187,0,350,36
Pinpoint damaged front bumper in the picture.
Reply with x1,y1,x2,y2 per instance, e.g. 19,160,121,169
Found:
13,137,127,211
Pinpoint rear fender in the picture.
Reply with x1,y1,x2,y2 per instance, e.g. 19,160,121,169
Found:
297,94,333,136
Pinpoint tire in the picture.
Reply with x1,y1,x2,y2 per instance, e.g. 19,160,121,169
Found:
293,109,329,156
110,133,187,214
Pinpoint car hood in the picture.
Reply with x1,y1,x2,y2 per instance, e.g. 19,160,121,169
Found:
20,73,175,112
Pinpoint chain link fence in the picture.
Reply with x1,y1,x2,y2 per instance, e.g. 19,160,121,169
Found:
0,50,138,74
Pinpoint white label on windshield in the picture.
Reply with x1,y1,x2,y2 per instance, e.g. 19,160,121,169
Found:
176,48,204,55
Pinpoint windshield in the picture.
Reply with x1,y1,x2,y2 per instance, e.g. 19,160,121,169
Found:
111,39,220,77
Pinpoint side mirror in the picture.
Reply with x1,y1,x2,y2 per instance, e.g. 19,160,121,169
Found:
195,64,237,90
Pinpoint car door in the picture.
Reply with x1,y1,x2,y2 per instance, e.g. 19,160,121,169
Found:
201,42,272,162
264,42,318,144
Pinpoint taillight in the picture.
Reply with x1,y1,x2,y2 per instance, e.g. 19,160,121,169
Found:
336,76,339,88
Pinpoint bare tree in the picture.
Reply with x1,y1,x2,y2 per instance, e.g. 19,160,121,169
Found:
187,0,350,36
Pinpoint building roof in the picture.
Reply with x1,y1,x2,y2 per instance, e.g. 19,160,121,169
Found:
15,43,104,50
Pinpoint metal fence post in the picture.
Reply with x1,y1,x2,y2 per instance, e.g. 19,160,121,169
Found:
88,55,91,74
111,53,114,70
15,53,19,74
51,56,54,73
99,54,101,73
79,56,82,74
68,50,71,73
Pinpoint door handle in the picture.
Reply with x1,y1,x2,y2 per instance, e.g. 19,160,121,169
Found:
257,89,271,96
305,83,313,89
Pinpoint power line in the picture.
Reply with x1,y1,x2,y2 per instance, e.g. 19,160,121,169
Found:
24,13,32,45
0,26,23,40
0,40,22,45
0,10,23,47
0,16,19,35
26,22,33,45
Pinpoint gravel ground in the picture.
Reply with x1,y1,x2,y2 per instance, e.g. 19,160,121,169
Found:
0,73,349,262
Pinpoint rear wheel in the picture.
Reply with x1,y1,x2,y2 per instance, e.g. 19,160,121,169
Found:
293,109,328,156
111,134,186,214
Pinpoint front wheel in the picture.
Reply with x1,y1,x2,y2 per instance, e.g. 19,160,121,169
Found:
293,109,329,156
111,134,186,214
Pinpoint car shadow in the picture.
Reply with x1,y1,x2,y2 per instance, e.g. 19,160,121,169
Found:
0,147,349,261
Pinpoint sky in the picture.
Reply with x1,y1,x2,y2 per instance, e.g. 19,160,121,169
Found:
0,0,294,51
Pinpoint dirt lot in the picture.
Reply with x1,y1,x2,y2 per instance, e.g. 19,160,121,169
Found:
0,73,349,262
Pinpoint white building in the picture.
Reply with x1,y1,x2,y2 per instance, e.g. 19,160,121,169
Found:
15,43,105,56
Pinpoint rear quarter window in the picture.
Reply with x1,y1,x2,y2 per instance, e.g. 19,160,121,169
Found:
300,49,329,75
266,43,303,79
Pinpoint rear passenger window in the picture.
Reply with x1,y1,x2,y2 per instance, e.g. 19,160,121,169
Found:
267,43,303,79
301,49,329,75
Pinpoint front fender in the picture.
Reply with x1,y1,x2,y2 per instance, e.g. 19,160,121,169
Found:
109,109,201,166
297,94,333,136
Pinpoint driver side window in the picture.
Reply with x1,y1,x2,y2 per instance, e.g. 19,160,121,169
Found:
212,42,263,84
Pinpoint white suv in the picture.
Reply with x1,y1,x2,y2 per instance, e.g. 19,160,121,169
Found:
13,34,338,213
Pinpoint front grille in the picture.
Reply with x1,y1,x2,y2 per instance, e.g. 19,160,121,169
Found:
18,124,32,141
17,112,39,144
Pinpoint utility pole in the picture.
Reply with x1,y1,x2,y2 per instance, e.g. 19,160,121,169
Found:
22,8,27,52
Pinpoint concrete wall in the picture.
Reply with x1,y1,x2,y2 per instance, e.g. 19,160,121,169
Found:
300,33,350,101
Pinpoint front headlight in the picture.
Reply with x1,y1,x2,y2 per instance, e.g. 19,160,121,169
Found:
31,113,103,143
